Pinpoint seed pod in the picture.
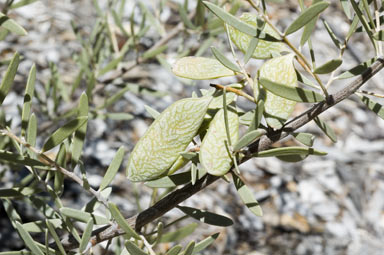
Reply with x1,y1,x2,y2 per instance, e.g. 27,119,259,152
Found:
254,54,297,129
228,13,287,59
199,104,239,176
127,96,212,182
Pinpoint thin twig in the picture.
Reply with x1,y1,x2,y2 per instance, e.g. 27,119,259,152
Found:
57,58,384,252
210,83,255,102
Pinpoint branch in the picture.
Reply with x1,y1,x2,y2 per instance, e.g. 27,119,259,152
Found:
59,58,384,251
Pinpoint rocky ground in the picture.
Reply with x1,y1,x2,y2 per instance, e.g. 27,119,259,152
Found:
1,1,384,254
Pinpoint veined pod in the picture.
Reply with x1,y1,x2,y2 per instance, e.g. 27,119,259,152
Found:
255,54,297,129
127,96,212,182
228,13,287,59
199,103,239,176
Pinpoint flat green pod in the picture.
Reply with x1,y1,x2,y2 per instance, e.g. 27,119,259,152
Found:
228,13,287,59
255,54,297,129
172,56,236,80
127,96,212,182
199,104,239,176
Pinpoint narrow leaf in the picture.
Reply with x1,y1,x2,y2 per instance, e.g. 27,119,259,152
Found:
166,245,182,255
71,93,88,164
247,100,264,132
0,52,20,105
177,206,233,227
233,129,265,152
373,30,384,41
337,57,376,79
0,150,45,167
183,241,196,255
0,12,27,35
322,19,342,49
253,146,327,157
109,203,140,239
277,154,308,162
292,132,315,147
26,113,37,147
172,57,235,80
15,222,44,255
285,1,329,35
244,37,258,63
259,78,324,102
144,105,160,119
42,116,88,152
203,1,257,37
192,233,219,254
46,220,66,255
79,218,94,253
211,46,241,72
313,58,342,74
125,241,147,255
159,223,198,243
314,117,337,142
232,173,263,216
59,207,109,225
99,146,125,191
360,96,384,120
145,171,193,188
21,64,36,136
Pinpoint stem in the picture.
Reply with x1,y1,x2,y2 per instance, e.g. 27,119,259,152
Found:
57,58,384,252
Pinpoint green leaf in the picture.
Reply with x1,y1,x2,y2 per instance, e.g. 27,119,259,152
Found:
247,100,264,132
142,45,168,60
292,132,315,147
125,241,147,255
109,203,140,239
313,58,343,74
232,173,263,216
244,37,259,63
192,233,219,254
359,96,384,120
300,0,322,46
177,206,233,227
233,129,265,152
340,0,352,19
59,207,109,225
99,146,125,191
46,220,66,255
203,2,257,37
72,93,88,165
253,146,327,157
42,116,88,152
256,54,298,129
21,64,36,137
15,222,44,255
210,46,241,72
0,186,43,198
183,241,196,255
166,245,182,255
144,105,160,119
285,1,329,35
322,19,342,49
127,96,212,182
172,57,236,80
178,4,196,29
314,117,337,142
200,105,239,176
145,171,193,188
0,251,31,255
0,52,20,105
159,223,198,243
277,154,308,162
0,12,27,35
104,112,134,120
11,0,39,9
228,13,286,59
0,150,45,167
22,219,62,233
337,57,376,79
259,78,324,103
26,113,37,148
99,86,131,110
79,218,94,253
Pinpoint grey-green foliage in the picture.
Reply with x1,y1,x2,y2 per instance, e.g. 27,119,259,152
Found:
1,0,384,254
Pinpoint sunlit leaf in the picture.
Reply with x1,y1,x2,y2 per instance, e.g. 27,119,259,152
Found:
21,65,36,136
109,203,140,239
360,96,384,120
15,222,44,255
99,146,125,191
159,223,198,243
313,58,342,74
252,146,327,157
0,12,27,35
0,52,20,105
59,207,109,225
337,57,376,79
233,129,265,152
127,96,211,182
79,218,93,253
42,117,88,152
314,117,337,142
172,57,236,80
232,173,262,216
192,233,219,254
292,132,315,147
211,46,241,72
125,241,147,255
285,1,329,35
